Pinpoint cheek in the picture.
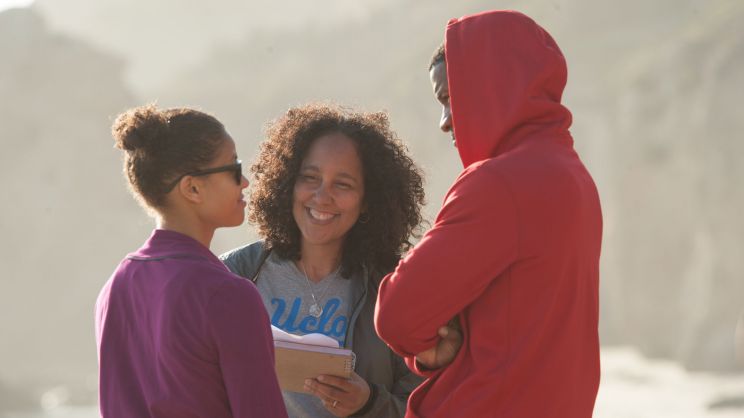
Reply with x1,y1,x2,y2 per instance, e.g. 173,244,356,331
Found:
292,186,307,208
291,188,306,222
293,179,312,198
342,192,364,216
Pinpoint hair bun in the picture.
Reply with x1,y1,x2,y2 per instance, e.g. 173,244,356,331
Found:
112,104,169,151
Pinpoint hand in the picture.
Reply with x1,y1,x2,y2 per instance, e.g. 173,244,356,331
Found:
415,319,463,370
304,371,371,417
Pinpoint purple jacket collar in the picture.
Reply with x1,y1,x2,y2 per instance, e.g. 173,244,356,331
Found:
128,229,225,269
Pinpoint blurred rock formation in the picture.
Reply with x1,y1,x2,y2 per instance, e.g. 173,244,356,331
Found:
0,6,140,411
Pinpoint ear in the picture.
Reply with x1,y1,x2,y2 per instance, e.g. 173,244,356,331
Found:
176,176,204,204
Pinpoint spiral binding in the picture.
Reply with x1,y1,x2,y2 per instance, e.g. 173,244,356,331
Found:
346,352,357,372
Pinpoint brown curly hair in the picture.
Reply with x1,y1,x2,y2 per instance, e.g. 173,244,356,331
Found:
249,103,426,278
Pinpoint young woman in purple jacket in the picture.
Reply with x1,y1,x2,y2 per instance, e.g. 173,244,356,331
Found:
95,105,287,418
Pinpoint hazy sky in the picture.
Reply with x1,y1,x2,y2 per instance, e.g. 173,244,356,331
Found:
29,0,398,93
0,0,33,12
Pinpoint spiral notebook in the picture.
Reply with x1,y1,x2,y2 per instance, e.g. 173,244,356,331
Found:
272,326,356,393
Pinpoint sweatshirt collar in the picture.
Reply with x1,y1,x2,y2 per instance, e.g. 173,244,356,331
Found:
128,229,224,268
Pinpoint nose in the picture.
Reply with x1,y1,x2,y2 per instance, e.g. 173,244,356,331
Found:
240,174,249,189
439,105,452,133
313,182,332,204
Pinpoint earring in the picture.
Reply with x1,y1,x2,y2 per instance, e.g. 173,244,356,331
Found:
358,212,370,224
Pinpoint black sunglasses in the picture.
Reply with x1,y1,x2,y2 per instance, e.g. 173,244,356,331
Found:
166,160,242,191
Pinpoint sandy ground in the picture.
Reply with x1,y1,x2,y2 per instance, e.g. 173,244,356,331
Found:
595,347,744,418
5,347,744,418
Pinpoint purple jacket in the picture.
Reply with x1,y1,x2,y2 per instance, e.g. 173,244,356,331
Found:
95,229,287,417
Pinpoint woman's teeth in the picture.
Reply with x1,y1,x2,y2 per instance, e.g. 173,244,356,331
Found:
310,208,334,221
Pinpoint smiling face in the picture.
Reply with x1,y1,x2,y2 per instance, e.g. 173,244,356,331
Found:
292,132,365,253
430,61,456,146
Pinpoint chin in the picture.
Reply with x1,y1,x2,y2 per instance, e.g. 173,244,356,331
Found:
225,214,246,227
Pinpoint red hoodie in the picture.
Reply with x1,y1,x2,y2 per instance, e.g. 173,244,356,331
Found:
375,10,602,418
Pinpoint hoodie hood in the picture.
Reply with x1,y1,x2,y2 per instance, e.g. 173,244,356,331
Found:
445,10,573,167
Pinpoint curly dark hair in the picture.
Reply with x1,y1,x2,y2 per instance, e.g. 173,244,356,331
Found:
250,103,426,279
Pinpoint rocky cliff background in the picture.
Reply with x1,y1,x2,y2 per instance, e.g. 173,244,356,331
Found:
1,0,742,413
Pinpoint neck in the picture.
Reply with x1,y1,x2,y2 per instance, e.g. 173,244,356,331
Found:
297,241,342,283
157,212,215,249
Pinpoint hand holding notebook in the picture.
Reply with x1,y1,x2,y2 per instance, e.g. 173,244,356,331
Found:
271,326,356,393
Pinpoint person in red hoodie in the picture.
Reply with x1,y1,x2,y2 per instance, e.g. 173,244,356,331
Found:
374,10,603,418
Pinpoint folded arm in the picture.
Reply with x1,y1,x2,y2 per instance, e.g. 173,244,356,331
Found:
375,165,519,365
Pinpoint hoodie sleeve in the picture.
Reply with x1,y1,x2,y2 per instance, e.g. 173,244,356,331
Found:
375,162,519,360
